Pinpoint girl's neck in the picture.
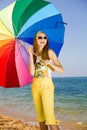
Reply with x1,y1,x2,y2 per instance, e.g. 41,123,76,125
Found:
39,46,43,50
38,47,43,54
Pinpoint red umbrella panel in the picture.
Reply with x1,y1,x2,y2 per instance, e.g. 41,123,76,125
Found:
0,38,33,88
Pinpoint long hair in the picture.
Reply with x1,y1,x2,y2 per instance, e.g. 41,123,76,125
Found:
33,31,50,63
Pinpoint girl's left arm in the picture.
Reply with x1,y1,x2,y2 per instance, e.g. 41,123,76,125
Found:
48,49,64,73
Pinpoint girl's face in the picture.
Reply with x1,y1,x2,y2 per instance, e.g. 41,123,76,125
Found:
36,32,47,49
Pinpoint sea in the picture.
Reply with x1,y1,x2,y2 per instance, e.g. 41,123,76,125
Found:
0,77,87,123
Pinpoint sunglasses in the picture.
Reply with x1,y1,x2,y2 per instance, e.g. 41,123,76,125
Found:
37,36,47,40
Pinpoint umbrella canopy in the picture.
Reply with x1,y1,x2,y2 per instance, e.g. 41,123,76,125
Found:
0,0,65,88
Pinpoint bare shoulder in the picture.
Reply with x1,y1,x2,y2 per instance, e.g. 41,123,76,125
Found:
48,49,56,58
48,49,60,63
48,49,54,53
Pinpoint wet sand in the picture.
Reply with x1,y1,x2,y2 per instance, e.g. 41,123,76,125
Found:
0,114,87,130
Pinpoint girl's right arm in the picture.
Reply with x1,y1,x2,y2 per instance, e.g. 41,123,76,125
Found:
48,49,64,73
27,47,35,76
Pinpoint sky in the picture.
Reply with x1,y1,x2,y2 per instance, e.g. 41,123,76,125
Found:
0,0,87,77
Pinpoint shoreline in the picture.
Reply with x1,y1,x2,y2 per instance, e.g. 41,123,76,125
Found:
0,113,87,130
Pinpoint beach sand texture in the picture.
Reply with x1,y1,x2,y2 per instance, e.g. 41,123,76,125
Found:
0,114,87,130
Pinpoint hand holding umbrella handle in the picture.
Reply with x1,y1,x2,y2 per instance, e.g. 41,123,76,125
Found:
43,60,56,72
25,46,38,58
26,47,33,56
20,42,33,56
47,63,55,72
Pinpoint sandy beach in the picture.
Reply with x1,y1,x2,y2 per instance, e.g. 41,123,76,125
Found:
0,114,87,130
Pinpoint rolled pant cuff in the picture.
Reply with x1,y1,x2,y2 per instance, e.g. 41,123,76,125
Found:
45,119,60,125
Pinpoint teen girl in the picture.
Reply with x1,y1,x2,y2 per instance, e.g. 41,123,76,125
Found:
27,31,64,130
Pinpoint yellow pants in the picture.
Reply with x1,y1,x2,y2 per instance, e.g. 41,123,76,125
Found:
32,77,60,125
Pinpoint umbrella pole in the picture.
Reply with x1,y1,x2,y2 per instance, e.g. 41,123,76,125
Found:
32,51,38,57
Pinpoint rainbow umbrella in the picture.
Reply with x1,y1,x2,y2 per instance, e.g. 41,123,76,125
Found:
0,0,65,88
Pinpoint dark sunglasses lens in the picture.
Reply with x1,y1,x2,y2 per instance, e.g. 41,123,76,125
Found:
38,36,42,39
38,36,47,39
44,37,47,39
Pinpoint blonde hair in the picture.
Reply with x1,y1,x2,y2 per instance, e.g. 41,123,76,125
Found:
33,31,50,63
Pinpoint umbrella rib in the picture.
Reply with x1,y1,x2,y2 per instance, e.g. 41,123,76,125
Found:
4,42,15,87
0,44,15,56
15,43,30,74
0,18,14,36
13,23,19,37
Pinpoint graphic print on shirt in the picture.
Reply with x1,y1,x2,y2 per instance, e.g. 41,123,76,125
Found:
34,56,49,77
